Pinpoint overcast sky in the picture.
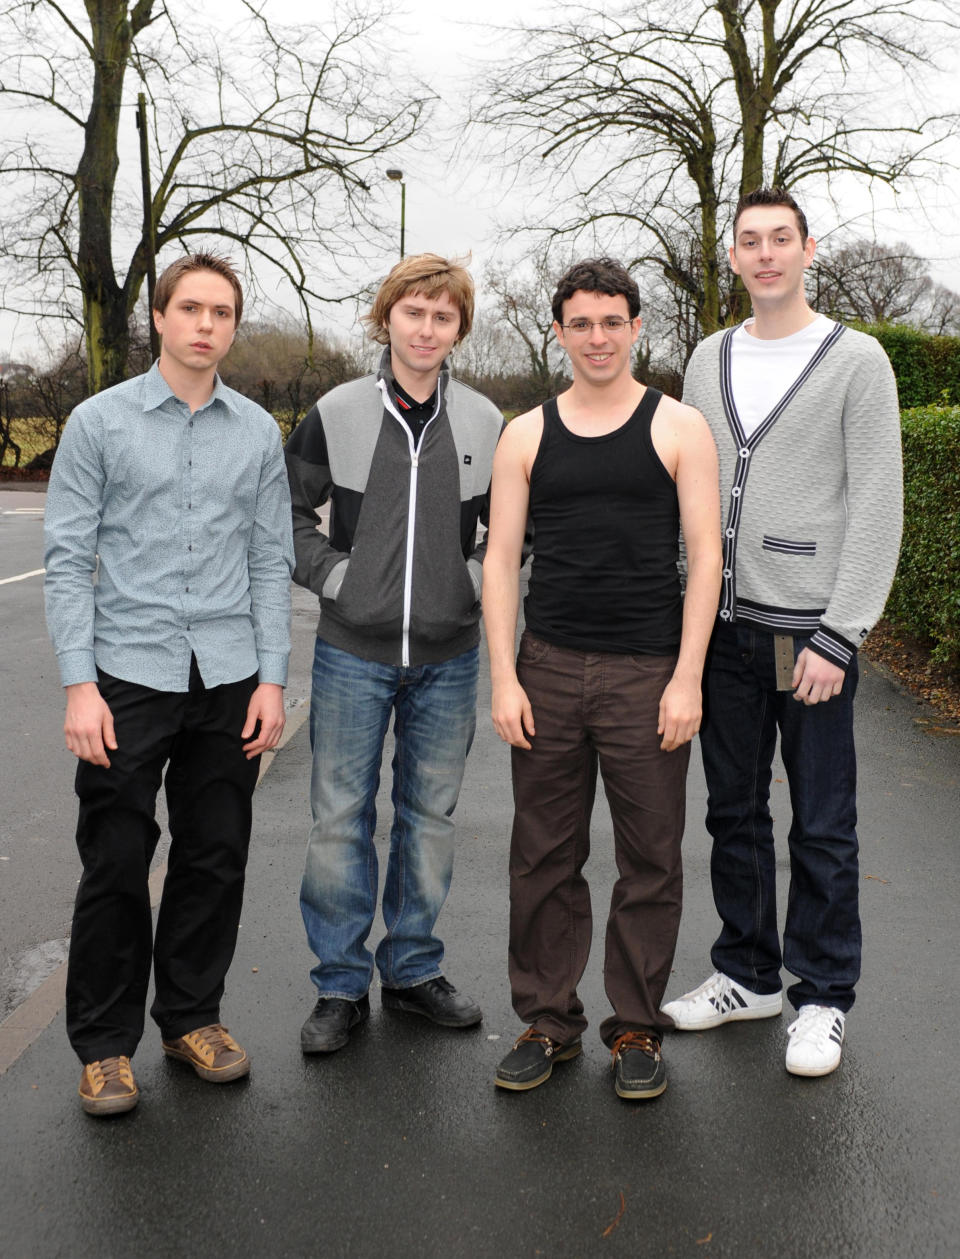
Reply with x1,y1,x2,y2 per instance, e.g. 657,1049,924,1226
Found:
2,0,958,361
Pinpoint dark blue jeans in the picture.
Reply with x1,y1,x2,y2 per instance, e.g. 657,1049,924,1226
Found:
699,621,860,1013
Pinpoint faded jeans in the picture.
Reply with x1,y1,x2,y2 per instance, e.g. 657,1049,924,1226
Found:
301,638,478,999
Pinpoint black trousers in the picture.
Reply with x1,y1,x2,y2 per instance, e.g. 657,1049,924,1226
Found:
66,660,260,1063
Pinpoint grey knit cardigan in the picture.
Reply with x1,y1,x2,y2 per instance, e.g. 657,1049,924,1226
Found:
683,322,903,670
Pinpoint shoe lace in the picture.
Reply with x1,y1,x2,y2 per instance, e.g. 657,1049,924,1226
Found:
787,1005,839,1045
513,1027,561,1056
187,1023,237,1053
89,1056,133,1088
610,1031,660,1063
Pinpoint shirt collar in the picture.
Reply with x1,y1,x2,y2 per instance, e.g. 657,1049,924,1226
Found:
142,360,240,417
376,345,449,404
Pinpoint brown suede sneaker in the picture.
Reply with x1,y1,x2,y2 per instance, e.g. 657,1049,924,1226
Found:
161,1023,250,1083
78,1056,139,1115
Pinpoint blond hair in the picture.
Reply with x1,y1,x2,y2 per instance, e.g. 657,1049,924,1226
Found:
363,253,474,345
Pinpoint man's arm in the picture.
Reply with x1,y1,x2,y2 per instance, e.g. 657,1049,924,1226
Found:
656,402,722,751
44,406,119,765
482,411,542,750
795,338,903,704
465,416,507,601
245,425,295,753
284,403,348,598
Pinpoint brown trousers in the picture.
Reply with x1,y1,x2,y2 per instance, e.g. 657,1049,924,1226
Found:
508,632,689,1046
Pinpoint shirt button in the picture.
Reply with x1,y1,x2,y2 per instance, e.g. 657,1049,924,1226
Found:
726,528,735,538
723,569,732,578
185,586,190,592
189,421,194,428
188,545,192,552
739,447,750,458
720,609,731,620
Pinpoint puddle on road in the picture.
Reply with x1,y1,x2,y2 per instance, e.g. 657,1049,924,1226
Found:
0,938,69,1022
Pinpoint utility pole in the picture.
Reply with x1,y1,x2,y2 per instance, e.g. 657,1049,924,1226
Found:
136,93,160,361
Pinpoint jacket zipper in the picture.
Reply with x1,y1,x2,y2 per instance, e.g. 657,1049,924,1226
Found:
377,377,443,667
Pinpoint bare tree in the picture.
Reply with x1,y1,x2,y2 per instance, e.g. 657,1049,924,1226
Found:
474,0,957,339
0,0,429,394
811,239,960,331
223,318,364,437
485,248,568,396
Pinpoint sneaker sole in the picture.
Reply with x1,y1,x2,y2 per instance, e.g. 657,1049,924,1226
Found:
161,1044,250,1083
665,996,783,1031
494,1042,582,1091
79,1089,139,1116
381,994,482,1028
785,1055,842,1078
615,1077,667,1101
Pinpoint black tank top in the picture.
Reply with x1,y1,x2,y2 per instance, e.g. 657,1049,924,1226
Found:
523,390,682,655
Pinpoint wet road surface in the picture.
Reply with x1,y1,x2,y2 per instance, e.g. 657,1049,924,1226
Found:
1,503,958,1255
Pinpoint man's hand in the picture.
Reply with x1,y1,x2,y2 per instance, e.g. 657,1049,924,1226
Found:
791,647,846,705
64,682,117,768
658,673,703,752
242,683,286,758
491,678,536,750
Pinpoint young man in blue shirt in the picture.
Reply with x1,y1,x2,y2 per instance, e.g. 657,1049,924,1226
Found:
44,253,294,1115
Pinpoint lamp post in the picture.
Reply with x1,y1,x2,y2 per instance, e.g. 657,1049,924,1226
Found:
386,168,406,259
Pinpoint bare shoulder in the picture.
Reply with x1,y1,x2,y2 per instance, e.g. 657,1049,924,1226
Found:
653,392,709,436
498,406,545,460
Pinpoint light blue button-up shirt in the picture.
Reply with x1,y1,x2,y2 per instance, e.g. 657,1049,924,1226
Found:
44,363,294,691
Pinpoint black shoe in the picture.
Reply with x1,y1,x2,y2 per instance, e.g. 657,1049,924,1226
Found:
612,1031,667,1099
380,976,482,1028
495,1028,582,1091
300,995,370,1054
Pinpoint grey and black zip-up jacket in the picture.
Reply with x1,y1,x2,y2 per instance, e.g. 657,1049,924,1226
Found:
683,322,903,671
284,348,504,667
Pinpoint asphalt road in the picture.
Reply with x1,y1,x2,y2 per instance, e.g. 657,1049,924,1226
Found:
1,486,959,1257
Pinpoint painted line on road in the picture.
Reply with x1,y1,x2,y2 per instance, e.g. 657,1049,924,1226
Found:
0,568,45,586
0,695,311,1077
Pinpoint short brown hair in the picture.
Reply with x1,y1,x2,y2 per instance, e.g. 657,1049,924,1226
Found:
363,253,474,345
551,257,641,324
733,188,809,242
153,253,244,325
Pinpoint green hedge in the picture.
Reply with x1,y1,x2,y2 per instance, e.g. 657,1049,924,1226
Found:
860,324,960,407
884,406,960,669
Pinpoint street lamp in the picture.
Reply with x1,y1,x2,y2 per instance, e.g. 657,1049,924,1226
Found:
386,168,406,259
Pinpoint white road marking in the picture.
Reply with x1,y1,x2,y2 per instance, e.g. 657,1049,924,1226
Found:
0,568,45,586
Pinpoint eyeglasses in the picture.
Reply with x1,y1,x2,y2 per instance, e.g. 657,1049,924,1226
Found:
559,317,634,335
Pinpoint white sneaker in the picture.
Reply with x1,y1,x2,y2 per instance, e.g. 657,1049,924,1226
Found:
662,971,783,1030
785,1005,845,1077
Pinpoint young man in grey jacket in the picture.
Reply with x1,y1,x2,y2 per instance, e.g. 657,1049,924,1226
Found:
284,254,503,1053
664,188,903,1076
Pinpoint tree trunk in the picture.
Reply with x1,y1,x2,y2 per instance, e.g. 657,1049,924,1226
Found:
76,1,153,394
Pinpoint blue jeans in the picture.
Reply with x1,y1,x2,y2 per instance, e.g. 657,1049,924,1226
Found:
301,638,478,999
699,621,860,1013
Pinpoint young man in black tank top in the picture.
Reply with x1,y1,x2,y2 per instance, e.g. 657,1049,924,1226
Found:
483,258,722,1098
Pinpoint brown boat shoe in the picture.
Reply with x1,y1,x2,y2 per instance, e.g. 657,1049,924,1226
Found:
78,1055,139,1116
162,1023,250,1083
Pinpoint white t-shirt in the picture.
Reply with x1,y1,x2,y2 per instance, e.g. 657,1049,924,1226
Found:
730,314,837,436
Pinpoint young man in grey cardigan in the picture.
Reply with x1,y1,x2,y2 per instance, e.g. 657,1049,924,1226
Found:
284,255,503,1054
664,188,903,1076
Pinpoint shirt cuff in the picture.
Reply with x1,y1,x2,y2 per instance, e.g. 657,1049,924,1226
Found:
808,625,857,672
58,649,99,688
257,653,289,687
